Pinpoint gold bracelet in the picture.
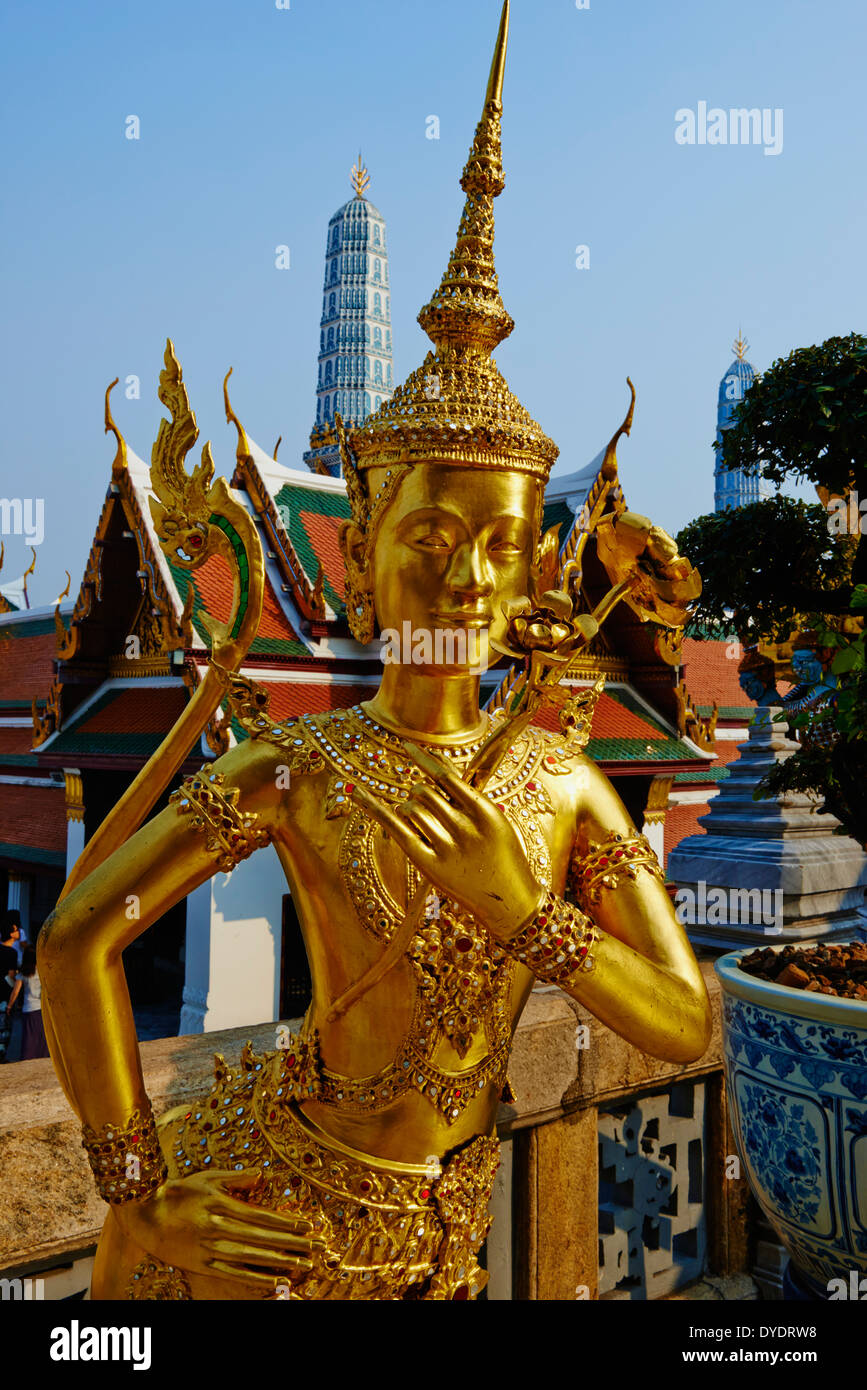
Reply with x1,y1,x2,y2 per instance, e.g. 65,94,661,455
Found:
506,890,600,985
170,764,271,872
82,1106,168,1205
571,831,665,910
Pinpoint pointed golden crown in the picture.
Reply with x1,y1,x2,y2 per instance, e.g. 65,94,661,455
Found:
343,0,558,484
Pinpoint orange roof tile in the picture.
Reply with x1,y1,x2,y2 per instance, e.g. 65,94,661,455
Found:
255,681,379,722
664,801,711,866
0,629,57,704
708,740,743,768
169,552,305,657
298,511,346,599
681,638,745,708
0,726,38,760
0,783,67,854
81,686,188,734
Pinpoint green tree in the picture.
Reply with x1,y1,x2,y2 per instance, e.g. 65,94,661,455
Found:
677,333,867,845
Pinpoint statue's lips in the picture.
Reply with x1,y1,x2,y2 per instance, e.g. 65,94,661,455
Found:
432,613,492,628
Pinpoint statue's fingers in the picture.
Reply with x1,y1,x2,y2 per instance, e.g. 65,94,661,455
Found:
404,741,487,812
207,1258,312,1288
405,785,468,840
210,1192,315,1235
351,787,436,865
401,799,455,853
208,1212,324,1251
206,1239,315,1270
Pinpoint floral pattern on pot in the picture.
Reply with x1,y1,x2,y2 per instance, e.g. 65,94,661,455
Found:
718,970,867,1290
736,1082,825,1229
724,996,867,1099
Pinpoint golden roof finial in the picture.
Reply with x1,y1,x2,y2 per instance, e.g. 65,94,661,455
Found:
22,547,37,611
417,0,513,354
351,153,370,199
105,377,129,481
733,328,749,362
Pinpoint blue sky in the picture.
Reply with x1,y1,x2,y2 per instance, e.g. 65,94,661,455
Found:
2,0,865,607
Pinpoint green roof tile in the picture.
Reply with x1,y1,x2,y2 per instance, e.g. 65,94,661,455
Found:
274,484,350,615
0,843,66,868
587,736,704,763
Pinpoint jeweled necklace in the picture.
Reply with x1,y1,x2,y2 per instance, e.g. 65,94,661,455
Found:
357,703,491,758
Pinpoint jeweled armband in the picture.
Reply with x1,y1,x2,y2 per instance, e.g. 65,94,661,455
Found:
170,764,271,872
505,890,600,985
571,831,665,910
82,1105,168,1205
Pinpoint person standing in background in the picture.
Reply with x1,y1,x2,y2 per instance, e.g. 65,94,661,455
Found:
0,956,17,1061
0,914,21,975
8,945,49,1061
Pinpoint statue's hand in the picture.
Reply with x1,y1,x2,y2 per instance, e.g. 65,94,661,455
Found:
351,742,545,942
113,1169,322,1291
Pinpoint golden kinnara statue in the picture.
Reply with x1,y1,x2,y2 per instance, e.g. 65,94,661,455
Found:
39,1,711,1301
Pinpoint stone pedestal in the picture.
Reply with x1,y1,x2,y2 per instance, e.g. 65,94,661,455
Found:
669,707,867,950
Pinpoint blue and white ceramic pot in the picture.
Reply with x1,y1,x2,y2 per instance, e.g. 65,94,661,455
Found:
716,948,867,1292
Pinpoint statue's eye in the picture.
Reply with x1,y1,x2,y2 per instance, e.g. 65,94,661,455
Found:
416,533,451,549
489,538,523,554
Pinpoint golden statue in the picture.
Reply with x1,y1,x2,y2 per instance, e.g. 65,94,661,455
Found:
38,0,710,1301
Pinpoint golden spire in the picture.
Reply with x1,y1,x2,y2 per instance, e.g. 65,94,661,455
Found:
351,153,370,199
733,328,749,361
417,0,512,353
343,0,558,485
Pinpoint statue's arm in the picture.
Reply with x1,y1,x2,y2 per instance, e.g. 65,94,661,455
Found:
38,737,286,1130
518,757,712,1064
38,738,322,1287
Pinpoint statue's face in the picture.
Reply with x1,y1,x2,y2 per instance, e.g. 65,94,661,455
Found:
739,671,767,703
792,647,824,686
368,464,540,673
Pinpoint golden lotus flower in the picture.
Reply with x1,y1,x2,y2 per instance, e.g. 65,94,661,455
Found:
495,591,599,664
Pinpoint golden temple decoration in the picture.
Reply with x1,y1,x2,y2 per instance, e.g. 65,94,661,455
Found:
643,775,674,827
674,677,719,751
64,772,85,824
506,889,600,984
127,1261,192,1301
31,677,63,747
558,675,606,750
52,571,72,649
59,345,267,900
654,625,683,667
105,376,129,481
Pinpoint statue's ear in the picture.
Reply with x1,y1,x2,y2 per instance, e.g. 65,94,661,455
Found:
530,523,561,603
339,520,373,591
